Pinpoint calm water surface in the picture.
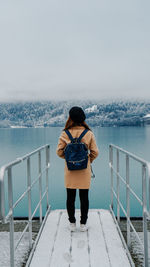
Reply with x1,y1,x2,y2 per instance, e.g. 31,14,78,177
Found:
0,126,150,217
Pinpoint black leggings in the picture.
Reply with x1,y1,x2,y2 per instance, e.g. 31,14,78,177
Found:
66,188,89,224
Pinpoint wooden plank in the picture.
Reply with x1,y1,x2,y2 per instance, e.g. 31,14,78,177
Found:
88,210,110,267
30,209,132,267
70,211,89,267
30,210,60,267
99,210,131,267
50,211,71,267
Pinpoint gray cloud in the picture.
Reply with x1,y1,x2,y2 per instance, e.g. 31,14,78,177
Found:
0,0,150,102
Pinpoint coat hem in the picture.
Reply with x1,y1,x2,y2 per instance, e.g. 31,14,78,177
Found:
65,186,90,189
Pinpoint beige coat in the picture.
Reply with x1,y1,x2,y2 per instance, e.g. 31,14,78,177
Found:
56,126,99,189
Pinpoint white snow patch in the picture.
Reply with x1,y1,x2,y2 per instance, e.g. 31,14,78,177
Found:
0,232,36,267
85,105,98,113
143,114,150,118
48,114,65,123
131,232,150,266
10,126,28,128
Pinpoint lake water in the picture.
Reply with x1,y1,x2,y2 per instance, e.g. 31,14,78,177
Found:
1,126,150,218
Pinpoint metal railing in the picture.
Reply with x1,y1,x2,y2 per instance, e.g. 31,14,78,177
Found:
0,144,50,267
109,144,150,267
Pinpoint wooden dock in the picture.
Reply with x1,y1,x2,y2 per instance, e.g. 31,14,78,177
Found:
29,209,132,267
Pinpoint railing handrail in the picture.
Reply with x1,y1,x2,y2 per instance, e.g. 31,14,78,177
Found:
0,144,49,182
109,144,150,267
0,144,50,267
109,144,149,166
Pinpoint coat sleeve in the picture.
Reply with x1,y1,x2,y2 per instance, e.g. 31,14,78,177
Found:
56,131,67,159
89,132,99,163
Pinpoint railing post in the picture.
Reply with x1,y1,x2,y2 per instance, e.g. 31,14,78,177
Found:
8,168,15,267
142,164,148,267
148,163,150,216
0,169,5,221
38,151,42,224
126,155,130,249
117,150,120,223
27,158,32,249
46,145,50,209
109,145,113,210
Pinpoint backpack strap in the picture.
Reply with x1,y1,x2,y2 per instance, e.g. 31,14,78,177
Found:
77,129,89,142
64,129,74,142
64,129,89,143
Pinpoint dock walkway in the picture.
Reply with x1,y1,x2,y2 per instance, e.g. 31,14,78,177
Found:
29,209,131,267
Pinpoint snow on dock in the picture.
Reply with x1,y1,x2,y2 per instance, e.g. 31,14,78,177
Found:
29,209,131,267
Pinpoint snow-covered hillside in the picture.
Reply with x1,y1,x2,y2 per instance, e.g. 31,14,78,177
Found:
0,101,149,127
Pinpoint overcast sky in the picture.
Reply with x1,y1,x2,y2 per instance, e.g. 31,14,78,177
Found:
0,0,150,102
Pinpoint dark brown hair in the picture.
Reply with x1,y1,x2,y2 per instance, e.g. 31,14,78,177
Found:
64,116,91,130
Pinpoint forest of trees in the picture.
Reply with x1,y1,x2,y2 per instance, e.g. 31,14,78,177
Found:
0,101,149,128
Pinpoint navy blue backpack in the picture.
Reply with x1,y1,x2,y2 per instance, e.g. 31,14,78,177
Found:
64,129,89,170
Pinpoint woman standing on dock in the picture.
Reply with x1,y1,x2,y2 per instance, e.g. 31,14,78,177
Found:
56,106,99,231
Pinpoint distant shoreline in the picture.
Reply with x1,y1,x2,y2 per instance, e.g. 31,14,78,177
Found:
0,124,149,129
